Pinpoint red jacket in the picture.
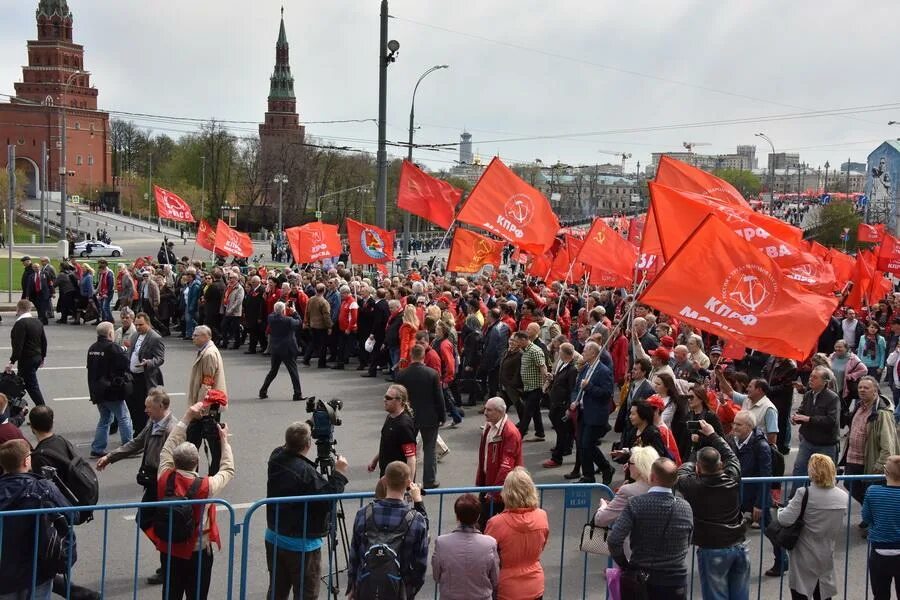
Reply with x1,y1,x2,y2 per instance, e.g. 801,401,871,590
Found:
501,315,518,333
476,417,523,497
424,346,442,373
264,289,282,316
434,337,456,386
398,323,417,369
337,295,359,333
609,334,629,385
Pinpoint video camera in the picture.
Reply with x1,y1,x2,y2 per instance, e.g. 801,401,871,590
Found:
200,389,228,440
305,396,343,470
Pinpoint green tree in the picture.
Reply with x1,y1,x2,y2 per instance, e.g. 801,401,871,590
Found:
808,200,861,247
712,168,761,198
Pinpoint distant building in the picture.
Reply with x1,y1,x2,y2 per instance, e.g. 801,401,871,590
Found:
767,152,800,171
517,164,637,222
459,131,473,165
0,0,112,198
448,131,485,184
736,145,758,169
649,146,755,174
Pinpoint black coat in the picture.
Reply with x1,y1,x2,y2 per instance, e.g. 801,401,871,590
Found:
548,361,578,411
370,299,390,343
243,285,266,323
87,335,131,404
10,316,46,364
267,313,299,356
395,362,445,428
357,296,376,337
204,281,225,321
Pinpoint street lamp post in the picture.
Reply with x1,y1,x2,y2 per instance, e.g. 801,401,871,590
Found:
402,64,449,270
374,0,400,229
60,70,84,237
755,132,775,212
200,155,206,220
273,174,288,235
824,161,830,195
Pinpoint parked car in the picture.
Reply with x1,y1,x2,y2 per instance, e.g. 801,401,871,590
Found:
73,240,124,258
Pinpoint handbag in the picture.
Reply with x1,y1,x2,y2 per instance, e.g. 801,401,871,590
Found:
764,485,809,550
579,522,610,554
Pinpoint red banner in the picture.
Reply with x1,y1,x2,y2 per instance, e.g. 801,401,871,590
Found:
846,250,876,309
446,228,504,273
285,222,342,264
153,185,196,223
196,219,216,252
213,221,253,258
639,215,838,360
627,215,646,246
876,234,900,276
654,155,750,210
577,217,638,283
397,160,461,230
346,218,395,264
456,157,560,255
858,223,886,244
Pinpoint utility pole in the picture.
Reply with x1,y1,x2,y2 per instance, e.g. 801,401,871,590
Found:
375,0,399,229
846,157,851,196
148,152,153,224
40,141,47,243
7,145,15,303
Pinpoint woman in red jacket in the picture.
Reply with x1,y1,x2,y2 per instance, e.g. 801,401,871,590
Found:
398,304,419,369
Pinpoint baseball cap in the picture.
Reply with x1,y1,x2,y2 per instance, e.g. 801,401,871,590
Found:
651,347,671,362
660,335,675,349
710,345,723,355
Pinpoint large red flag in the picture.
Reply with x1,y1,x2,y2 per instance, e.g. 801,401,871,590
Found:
397,160,461,230
825,248,855,289
876,234,900,276
588,268,631,287
456,157,560,255
213,221,253,258
153,185,196,223
564,234,586,281
446,228,504,273
627,215,646,246
577,217,638,282
857,223,886,244
196,219,216,252
846,251,876,309
345,218,394,264
654,155,750,210
285,222,342,264
639,215,838,360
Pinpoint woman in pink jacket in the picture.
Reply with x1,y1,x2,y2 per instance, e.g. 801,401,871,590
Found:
485,467,549,600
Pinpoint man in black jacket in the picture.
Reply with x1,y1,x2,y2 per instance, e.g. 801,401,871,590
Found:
480,308,510,400
87,322,134,458
543,342,578,469
259,302,304,402
791,365,840,491
675,419,750,600
202,271,226,345
363,289,391,377
266,422,348,600
395,344,445,488
7,299,47,408
355,285,376,371
243,275,267,354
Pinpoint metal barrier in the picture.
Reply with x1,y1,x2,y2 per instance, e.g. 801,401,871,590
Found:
0,475,890,599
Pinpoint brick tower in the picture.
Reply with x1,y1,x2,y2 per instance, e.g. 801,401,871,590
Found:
259,7,305,158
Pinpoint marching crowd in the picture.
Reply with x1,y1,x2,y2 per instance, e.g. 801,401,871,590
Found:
1,248,900,600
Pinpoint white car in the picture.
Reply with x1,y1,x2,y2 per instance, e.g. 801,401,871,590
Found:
73,241,125,258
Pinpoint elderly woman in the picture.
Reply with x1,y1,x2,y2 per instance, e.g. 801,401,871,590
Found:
840,376,900,510
777,454,848,600
397,304,419,369
828,339,867,404
485,468,549,600
432,494,499,600
594,446,659,527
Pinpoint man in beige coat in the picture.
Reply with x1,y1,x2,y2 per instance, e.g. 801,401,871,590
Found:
186,325,227,475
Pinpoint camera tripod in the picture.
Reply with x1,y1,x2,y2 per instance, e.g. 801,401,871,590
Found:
315,441,351,600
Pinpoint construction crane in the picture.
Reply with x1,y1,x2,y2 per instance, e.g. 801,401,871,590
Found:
597,150,632,167
682,141,711,153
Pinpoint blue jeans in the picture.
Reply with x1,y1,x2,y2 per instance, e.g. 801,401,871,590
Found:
697,543,751,600
184,309,196,338
92,400,134,454
98,296,113,322
443,387,463,424
0,578,53,600
790,438,838,498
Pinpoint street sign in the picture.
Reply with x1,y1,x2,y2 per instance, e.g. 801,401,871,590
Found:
315,211,322,219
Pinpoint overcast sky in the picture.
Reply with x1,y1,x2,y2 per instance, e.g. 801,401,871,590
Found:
2,0,899,174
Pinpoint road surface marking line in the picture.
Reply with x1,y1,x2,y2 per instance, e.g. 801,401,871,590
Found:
55,392,185,402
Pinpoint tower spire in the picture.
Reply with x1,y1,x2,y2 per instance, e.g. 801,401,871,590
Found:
269,6,294,99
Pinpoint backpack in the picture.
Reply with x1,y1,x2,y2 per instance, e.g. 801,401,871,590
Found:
152,471,203,543
356,504,417,600
36,442,99,525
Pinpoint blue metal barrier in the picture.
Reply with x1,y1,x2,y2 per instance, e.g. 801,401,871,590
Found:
0,475,891,599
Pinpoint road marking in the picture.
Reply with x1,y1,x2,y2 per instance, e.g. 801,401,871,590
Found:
41,366,86,371
55,392,185,402
122,501,254,521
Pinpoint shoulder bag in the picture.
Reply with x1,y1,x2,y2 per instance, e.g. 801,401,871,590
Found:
764,485,809,550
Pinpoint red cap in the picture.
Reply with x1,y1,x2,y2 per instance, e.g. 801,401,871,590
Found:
651,347,671,362
660,335,675,349
646,394,666,412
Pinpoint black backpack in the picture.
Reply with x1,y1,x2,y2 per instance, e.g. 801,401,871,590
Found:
153,472,203,543
36,442,99,525
356,504,417,600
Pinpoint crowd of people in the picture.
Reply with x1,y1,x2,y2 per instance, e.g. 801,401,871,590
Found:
1,245,900,600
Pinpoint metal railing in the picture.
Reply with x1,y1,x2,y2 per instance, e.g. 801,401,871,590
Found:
0,475,890,599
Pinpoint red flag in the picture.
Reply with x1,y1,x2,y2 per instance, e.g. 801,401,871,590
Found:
153,185,196,223
588,268,631,287
876,234,900,275
547,238,572,281
577,217,638,282
285,222,342,264
846,251,876,309
826,248,855,289
397,160,461,230
564,234,586,281
196,219,217,252
213,221,253,258
456,157,560,255
637,206,663,274
131,257,145,271
346,218,395,264
654,155,751,210
857,223,886,244
446,228,504,273
639,215,838,360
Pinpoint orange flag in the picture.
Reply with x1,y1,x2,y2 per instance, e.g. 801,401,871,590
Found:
196,219,217,252
654,155,751,210
213,221,253,258
397,160,461,230
446,228,504,273
639,215,838,360
346,218,394,264
285,222,342,264
857,223,885,244
876,234,900,275
577,217,638,282
456,157,560,255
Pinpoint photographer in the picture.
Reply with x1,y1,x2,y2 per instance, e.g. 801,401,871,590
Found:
187,326,226,475
96,388,175,585
265,422,349,600
86,322,134,458
149,400,234,600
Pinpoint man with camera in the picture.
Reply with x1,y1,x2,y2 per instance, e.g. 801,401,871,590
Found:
259,302,304,402
148,398,234,600
96,387,175,585
87,322,135,458
265,422,349,599
187,326,227,475
126,313,166,433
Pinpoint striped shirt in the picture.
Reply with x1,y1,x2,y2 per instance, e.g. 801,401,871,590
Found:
862,485,900,551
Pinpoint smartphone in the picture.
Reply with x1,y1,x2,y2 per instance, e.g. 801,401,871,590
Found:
686,420,701,433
